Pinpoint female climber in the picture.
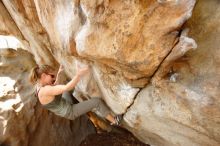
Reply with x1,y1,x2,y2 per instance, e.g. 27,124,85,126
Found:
29,64,121,125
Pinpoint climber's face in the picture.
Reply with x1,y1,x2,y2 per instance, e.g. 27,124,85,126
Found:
40,72,56,85
46,73,56,84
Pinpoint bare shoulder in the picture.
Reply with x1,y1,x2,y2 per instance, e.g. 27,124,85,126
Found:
38,85,55,105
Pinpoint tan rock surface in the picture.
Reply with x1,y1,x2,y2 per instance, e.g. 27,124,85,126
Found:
2,0,58,66
124,0,220,145
1,0,220,146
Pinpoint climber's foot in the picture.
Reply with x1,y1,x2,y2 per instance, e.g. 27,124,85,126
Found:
111,115,123,126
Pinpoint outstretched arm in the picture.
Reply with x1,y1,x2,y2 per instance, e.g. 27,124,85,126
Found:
41,66,89,97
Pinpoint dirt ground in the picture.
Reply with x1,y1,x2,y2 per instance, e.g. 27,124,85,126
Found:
80,127,149,146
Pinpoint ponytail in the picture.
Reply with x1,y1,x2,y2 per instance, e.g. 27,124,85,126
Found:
29,66,39,84
29,64,55,84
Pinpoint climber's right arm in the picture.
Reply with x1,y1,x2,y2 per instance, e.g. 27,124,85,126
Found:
42,67,89,97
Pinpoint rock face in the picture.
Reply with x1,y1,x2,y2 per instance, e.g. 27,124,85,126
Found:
124,1,220,146
0,0,220,146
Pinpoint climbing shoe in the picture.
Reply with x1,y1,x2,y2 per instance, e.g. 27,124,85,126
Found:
111,115,123,126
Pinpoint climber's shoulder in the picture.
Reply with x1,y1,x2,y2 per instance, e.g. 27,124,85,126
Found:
38,85,55,105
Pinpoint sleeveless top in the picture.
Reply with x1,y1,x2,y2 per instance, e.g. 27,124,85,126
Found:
35,86,79,120
35,86,62,110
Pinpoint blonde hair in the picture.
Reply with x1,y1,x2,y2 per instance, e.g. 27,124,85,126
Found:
29,65,55,84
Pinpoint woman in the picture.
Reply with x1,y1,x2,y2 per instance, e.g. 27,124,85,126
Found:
29,64,121,125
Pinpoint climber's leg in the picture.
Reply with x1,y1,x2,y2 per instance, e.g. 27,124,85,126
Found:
61,91,74,104
48,97,111,121
70,98,111,118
